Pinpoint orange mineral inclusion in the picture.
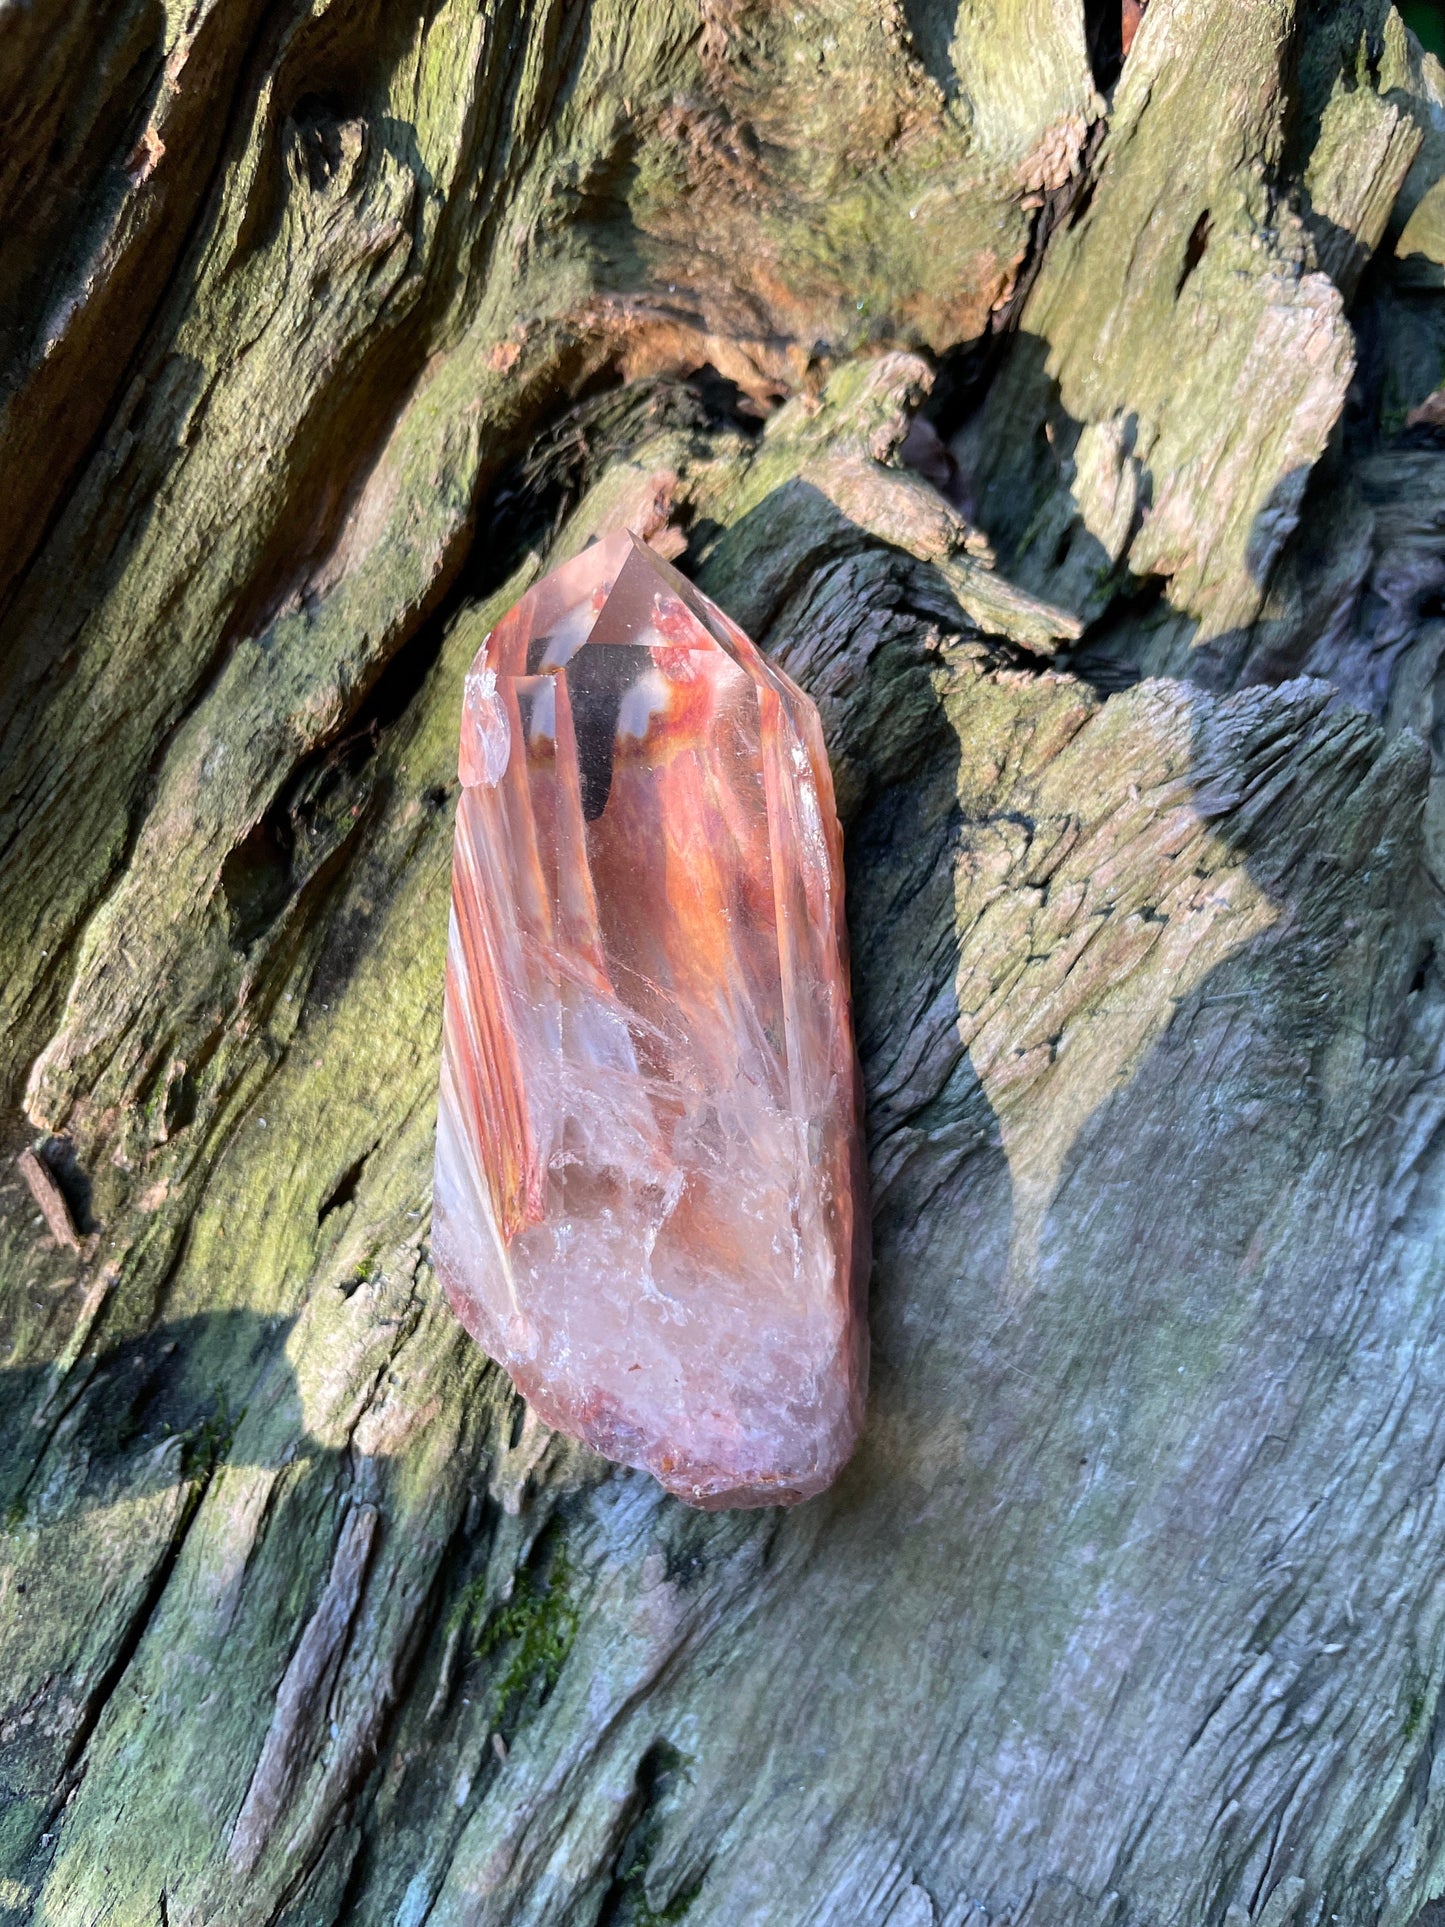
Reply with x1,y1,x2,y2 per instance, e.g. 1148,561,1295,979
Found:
433,531,869,1508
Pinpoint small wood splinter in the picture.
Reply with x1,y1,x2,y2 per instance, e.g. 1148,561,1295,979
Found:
18,1148,86,1255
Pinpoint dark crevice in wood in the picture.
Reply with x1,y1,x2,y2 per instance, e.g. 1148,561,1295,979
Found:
1177,209,1213,297
288,92,360,190
161,1064,198,1140
222,818,297,952
468,371,742,604
44,1459,215,1823
898,0,962,103
594,1741,704,1927
1085,0,1125,93
0,3,164,364
318,1143,378,1224
922,118,1109,444
1058,575,1166,695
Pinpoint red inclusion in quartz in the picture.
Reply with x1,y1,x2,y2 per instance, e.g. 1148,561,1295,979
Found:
433,531,868,1508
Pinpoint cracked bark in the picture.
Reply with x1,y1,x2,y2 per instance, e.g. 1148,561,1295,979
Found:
7,2,1445,1925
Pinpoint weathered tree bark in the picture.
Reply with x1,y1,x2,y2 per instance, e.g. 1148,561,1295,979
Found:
8,0,1445,1921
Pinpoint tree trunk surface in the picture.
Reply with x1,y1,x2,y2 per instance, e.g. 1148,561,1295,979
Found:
6,2,1445,1923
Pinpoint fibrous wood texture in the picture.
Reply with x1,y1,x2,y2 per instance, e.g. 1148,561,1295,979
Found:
7,2,1445,1924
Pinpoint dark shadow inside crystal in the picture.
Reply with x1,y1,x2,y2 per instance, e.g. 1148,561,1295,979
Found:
565,645,644,821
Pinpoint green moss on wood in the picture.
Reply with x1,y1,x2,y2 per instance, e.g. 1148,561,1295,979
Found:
472,1541,582,1728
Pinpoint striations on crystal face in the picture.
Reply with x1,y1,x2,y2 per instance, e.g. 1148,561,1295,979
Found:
433,530,868,1509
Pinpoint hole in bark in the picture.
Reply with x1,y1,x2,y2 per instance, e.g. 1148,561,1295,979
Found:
318,1144,376,1223
922,121,1107,453
352,625,443,741
899,416,962,499
221,816,295,949
596,1741,703,1927
162,1065,197,1139
688,366,769,433
1177,211,1213,296
1059,574,1165,694
1413,941,1436,994
1086,0,1124,91
471,371,751,604
922,338,1001,444
221,654,411,974
290,95,355,189
900,0,960,99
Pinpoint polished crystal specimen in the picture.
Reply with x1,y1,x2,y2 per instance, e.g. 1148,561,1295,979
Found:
433,530,868,1508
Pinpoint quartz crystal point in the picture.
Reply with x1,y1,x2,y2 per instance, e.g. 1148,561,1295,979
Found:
434,530,868,1508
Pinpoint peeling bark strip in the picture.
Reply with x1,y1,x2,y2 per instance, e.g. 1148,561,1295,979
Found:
228,1504,379,1876
15,1151,81,1254
9,1,1445,1924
